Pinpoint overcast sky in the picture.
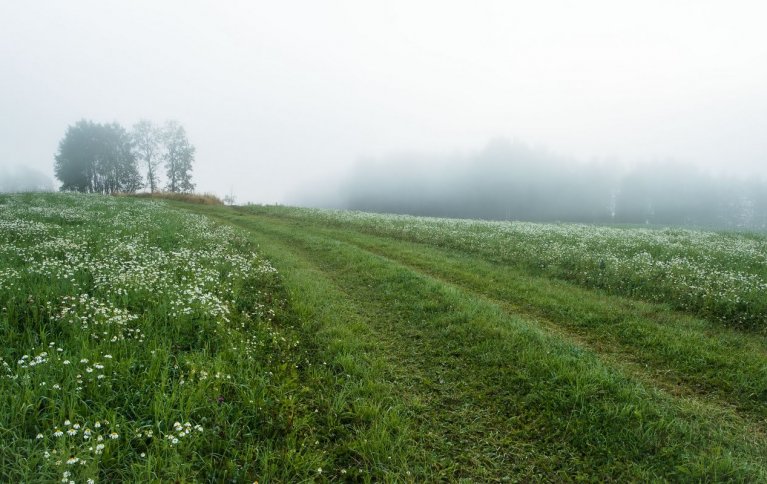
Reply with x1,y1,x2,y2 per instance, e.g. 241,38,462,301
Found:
2,1,766,203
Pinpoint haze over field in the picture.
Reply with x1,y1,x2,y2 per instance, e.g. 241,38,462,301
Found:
5,3,767,476
2,1,766,213
294,140,767,229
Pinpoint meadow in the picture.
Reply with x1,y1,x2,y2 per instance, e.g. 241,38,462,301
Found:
0,194,369,482
3,194,767,481
243,206,767,330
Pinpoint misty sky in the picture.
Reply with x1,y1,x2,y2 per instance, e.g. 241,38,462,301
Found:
2,1,766,203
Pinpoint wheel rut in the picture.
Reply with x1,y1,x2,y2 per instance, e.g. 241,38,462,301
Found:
319,226,767,430
186,207,767,480
231,211,767,430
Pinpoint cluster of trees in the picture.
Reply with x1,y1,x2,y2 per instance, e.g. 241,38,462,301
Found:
54,119,195,194
298,139,767,231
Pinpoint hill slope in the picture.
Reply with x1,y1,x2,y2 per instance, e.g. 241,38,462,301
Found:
183,203,767,481
3,194,767,481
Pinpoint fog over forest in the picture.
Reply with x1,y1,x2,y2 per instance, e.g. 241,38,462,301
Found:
2,2,766,229
0,165,54,193
293,139,767,230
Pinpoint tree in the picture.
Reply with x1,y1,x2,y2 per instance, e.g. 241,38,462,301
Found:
55,120,98,192
54,120,141,194
162,120,195,193
95,122,143,194
132,119,162,193
223,189,237,206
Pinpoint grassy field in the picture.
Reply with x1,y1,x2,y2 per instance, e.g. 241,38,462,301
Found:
3,194,767,481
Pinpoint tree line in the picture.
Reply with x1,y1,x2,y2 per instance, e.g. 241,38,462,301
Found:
296,139,767,231
54,119,195,194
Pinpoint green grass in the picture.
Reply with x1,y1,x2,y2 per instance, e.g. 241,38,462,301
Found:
0,193,406,481
120,191,224,205
4,194,767,481
241,205,767,330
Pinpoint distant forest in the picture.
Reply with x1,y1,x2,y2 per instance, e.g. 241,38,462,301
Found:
303,140,767,230
0,166,53,193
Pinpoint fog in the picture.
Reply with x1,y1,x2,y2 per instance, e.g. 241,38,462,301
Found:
2,1,766,219
292,139,767,229
0,165,54,193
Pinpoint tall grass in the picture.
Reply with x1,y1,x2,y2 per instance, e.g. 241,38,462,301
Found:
120,191,224,205
243,205,767,330
0,193,329,481
185,203,767,480
7,194,767,481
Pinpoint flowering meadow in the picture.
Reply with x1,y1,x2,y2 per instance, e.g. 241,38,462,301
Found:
250,206,767,330
6,195,767,481
0,193,327,482
186,202,767,480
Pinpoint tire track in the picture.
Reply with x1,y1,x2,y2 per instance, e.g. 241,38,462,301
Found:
187,206,767,480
